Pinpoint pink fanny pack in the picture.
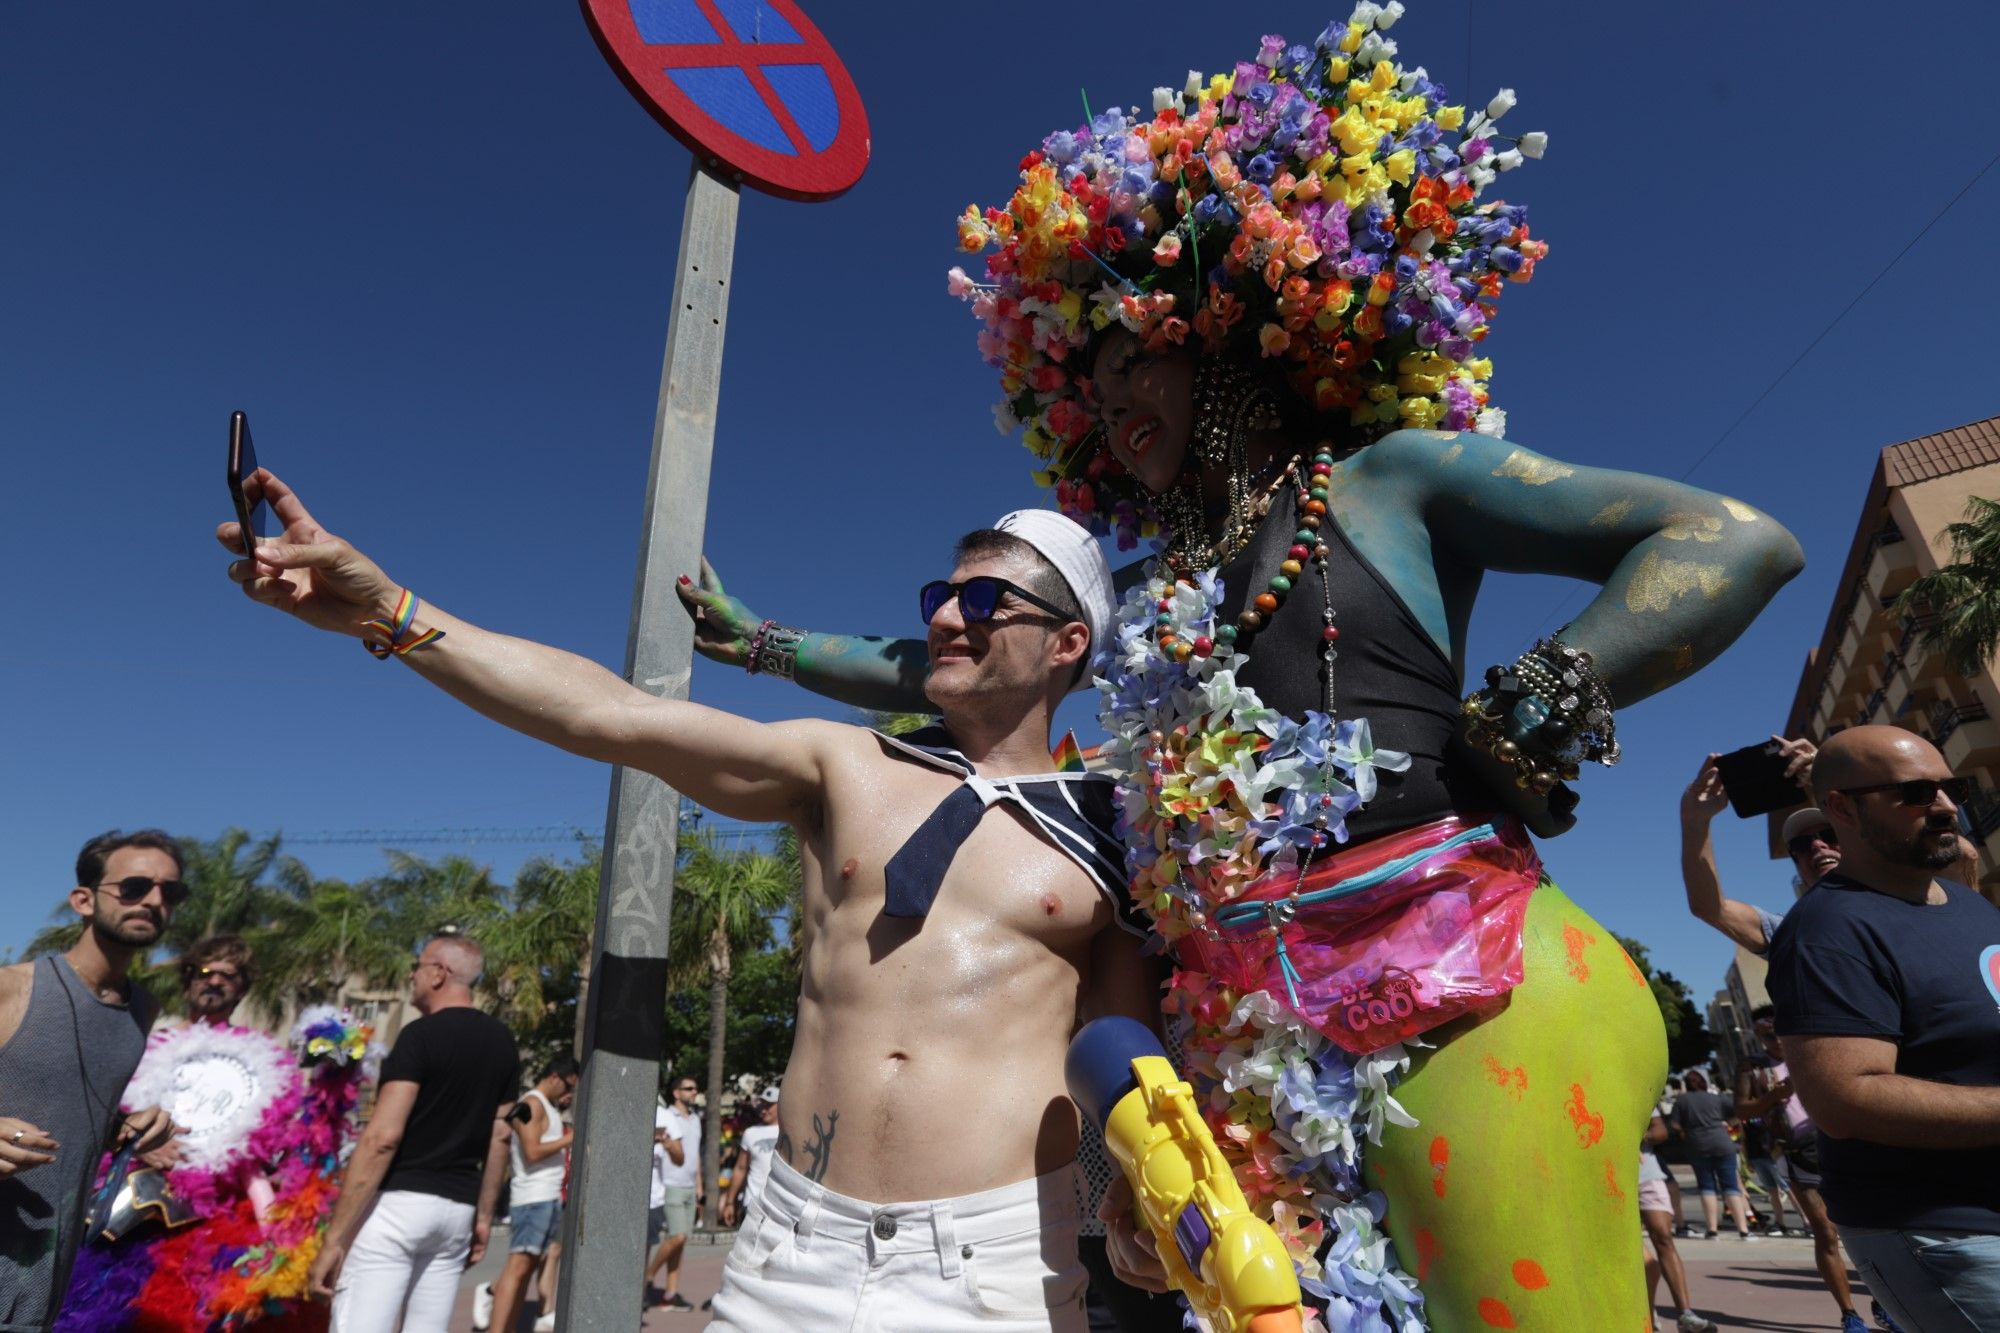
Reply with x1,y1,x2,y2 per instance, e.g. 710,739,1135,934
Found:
1177,815,1542,1054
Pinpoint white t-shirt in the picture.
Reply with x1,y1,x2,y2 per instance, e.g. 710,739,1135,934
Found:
653,1104,701,1199
739,1122,779,1205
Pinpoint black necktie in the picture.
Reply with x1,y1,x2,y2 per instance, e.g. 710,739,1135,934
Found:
882,785,988,918
871,726,1140,936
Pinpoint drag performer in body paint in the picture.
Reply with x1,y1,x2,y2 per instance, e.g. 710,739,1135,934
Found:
677,6,1802,1328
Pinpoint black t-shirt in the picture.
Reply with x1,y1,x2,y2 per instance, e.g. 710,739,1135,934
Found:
378,1007,521,1206
1766,873,2000,1230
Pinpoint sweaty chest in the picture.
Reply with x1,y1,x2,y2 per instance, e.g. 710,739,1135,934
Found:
821,762,1107,940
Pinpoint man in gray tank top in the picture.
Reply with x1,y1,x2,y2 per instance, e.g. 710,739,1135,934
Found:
0,830,184,1332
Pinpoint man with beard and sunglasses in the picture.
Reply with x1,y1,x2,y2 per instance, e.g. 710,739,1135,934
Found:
0,830,182,1332
220,476,1160,1331
1767,725,2000,1331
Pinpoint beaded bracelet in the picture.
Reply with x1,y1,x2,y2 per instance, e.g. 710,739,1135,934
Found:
744,619,776,676
1462,634,1617,795
361,589,445,660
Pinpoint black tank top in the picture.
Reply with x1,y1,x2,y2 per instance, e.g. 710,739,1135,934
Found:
1213,487,1470,842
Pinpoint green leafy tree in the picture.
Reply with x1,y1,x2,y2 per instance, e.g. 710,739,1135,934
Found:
1611,933,1716,1071
482,848,600,1065
668,834,798,1226
1896,495,2000,675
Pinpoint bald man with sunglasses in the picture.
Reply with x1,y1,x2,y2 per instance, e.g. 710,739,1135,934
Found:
1766,725,2000,1332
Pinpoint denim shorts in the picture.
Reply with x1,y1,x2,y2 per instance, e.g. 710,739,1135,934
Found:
509,1199,562,1254
1690,1152,1742,1197
1843,1226,2000,1332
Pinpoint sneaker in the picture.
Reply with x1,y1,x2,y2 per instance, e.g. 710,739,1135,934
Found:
1842,1314,1869,1333
642,1286,667,1308
532,1315,556,1333
1676,1312,1718,1333
699,1297,713,1312
1742,1230,1761,1242
660,1293,694,1311
1703,1229,1719,1240
1873,1300,1905,1332
471,1282,494,1333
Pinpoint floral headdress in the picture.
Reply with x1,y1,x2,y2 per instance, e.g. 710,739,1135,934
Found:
950,2,1548,548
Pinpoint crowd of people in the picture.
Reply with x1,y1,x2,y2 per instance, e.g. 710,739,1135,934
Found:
10,4,2000,1331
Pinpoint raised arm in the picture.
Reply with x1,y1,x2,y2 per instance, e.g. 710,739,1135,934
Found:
220,472,832,827
675,555,1152,709
1678,752,1777,953
676,562,932,712
1380,428,1804,704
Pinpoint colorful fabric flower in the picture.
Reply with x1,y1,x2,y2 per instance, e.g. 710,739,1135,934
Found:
951,2,1550,545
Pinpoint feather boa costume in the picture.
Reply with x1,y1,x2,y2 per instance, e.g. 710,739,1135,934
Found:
57,1008,377,1332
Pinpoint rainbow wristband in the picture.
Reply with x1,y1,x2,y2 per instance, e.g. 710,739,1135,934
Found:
361,589,445,660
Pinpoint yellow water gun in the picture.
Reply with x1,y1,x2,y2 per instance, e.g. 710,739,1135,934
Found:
1067,1017,1304,1333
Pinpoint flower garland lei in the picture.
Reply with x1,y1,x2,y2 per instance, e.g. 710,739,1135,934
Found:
1100,564,1428,1332
951,2,1548,548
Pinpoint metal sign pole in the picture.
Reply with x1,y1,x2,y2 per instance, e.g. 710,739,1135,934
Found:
555,160,739,1332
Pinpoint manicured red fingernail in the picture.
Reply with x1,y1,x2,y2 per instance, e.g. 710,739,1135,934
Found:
677,575,691,585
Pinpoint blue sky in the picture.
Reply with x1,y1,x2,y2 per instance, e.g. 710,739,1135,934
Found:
6,1,2000,1012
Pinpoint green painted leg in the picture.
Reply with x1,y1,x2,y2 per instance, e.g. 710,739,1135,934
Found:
1367,883,1666,1332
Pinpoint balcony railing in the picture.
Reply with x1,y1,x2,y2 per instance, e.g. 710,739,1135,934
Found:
1964,787,2000,844
1932,700,1992,745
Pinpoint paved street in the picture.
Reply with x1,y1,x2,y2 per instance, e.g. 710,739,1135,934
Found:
444,1228,1884,1331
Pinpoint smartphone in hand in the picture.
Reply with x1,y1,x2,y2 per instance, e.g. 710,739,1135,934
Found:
1713,740,1801,818
226,411,270,557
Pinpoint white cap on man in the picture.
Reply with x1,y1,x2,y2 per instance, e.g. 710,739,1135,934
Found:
1781,807,1831,845
993,509,1115,660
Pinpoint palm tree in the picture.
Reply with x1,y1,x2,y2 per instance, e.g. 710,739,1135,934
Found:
1897,495,2000,675
181,828,284,942
480,849,599,1060
251,863,402,1013
668,834,798,1226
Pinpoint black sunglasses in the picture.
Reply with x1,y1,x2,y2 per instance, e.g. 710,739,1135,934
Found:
1837,777,1973,807
919,577,1072,627
1785,828,1837,860
97,877,190,907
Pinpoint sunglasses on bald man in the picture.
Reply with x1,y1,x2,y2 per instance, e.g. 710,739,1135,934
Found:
1837,776,1973,807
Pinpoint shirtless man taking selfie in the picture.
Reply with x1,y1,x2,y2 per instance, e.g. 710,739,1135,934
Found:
220,476,1156,1331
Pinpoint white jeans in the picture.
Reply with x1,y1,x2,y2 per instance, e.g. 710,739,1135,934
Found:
331,1189,475,1333
708,1155,1088,1333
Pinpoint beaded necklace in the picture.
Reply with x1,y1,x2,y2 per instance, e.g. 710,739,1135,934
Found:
1156,446,1342,663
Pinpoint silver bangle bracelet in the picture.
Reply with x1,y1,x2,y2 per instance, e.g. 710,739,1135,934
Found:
753,624,806,681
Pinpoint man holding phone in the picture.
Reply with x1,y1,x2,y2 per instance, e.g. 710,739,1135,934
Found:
1679,737,1828,954
219,472,1161,1331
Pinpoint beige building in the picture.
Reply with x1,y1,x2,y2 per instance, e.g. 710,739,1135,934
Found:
1707,946,1772,1087
1776,414,2000,902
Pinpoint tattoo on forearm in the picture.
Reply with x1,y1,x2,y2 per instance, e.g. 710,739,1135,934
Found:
802,1110,839,1183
